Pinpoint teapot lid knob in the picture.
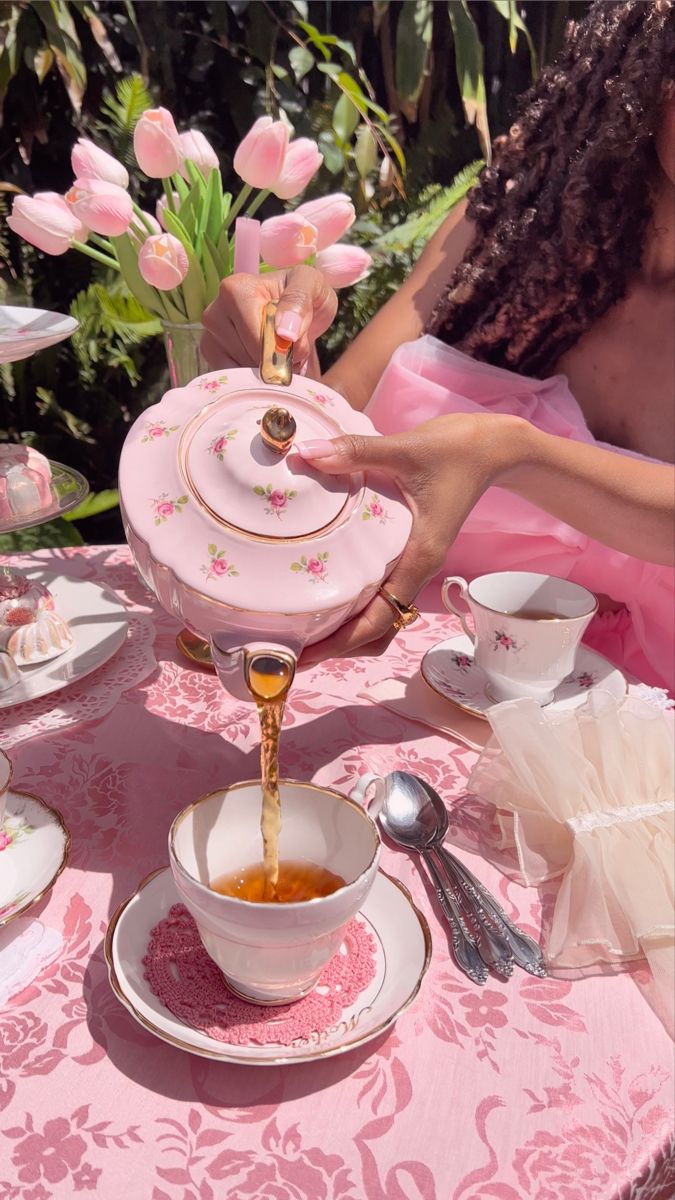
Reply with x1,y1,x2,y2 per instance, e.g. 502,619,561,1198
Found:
260,406,297,455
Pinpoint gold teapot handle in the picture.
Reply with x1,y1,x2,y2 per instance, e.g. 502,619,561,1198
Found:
260,301,293,387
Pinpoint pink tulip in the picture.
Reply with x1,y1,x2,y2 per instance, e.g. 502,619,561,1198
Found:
260,212,318,268
272,138,323,200
316,244,371,288
155,193,181,231
131,210,162,238
66,178,132,237
295,193,355,251
7,192,87,255
71,138,129,188
179,130,218,179
233,116,288,189
134,108,183,178
138,233,189,290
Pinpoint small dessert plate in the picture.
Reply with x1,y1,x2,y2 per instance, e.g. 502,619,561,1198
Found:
0,460,89,535
0,571,128,709
0,305,78,365
0,790,70,925
105,866,431,1066
421,633,626,720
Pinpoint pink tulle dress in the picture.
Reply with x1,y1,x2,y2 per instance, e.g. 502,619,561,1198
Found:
366,336,675,693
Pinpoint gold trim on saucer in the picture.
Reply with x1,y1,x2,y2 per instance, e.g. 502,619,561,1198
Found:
104,865,432,1066
0,790,71,927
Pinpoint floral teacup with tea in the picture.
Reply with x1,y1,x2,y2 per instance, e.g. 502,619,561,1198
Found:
169,779,380,1005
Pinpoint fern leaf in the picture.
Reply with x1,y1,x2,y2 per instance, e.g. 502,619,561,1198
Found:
96,74,153,166
373,161,483,254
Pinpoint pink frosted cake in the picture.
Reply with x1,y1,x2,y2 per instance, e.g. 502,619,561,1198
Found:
0,444,52,522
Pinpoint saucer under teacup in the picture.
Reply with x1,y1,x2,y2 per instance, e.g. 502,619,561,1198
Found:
0,790,70,925
421,633,626,721
105,866,431,1066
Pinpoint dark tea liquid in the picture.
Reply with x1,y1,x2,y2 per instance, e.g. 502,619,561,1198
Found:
211,860,346,903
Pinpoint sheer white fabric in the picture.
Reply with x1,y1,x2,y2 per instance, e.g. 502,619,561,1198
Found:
470,692,675,1036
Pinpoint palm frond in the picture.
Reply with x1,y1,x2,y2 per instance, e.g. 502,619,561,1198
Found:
373,161,483,254
95,74,153,165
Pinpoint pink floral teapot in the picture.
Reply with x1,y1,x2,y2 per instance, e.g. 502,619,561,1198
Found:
119,305,412,699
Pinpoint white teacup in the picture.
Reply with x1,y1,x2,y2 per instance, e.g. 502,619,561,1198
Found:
442,571,597,705
169,779,380,1005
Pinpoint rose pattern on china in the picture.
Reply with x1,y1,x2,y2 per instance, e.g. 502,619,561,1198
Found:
307,389,334,407
361,494,390,525
206,429,237,461
290,551,329,582
151,493,188,526
201,543,239,582
0,815,32,852
451,651,473,672
198,374,228,392
574,670,597,689
493,628,522,651
141,420,178,443
253,483,297,518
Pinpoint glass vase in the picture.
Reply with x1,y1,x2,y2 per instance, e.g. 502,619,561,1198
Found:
161,321,207,388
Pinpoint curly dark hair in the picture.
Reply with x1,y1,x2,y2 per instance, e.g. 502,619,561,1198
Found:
427,0,675,377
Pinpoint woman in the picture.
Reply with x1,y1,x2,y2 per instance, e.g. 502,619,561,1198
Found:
203,0,675,688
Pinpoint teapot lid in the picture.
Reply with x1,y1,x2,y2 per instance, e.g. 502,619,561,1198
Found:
182,389,350,539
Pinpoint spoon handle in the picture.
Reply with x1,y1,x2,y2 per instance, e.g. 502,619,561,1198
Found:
437,846,547,978
430,848,514,977
421,850,488,985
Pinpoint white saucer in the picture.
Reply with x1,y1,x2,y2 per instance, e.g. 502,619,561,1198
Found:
105,866,431,1066
0,571,128,709
421,633,626,720
0,790,70,925
0,305,78,365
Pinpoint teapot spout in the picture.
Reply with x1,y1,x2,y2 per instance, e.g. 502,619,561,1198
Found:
209,633,301,703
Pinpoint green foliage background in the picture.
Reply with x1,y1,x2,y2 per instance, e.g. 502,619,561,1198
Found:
0,0,589,548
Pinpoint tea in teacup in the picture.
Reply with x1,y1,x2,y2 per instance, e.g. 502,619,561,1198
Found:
169,780,380,1003
211,859,346,903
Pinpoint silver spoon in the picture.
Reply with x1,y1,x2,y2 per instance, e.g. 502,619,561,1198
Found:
375,781,487,986
378,772,546,978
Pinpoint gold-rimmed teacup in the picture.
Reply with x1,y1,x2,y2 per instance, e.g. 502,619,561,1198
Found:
169,779,380,1006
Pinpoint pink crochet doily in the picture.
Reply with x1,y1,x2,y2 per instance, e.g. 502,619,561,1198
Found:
143,903,378,1047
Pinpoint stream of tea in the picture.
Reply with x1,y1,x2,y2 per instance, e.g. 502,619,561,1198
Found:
247,655,293,900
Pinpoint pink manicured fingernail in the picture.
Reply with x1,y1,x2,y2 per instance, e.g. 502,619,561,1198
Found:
294,438,336,459
275,311,302,341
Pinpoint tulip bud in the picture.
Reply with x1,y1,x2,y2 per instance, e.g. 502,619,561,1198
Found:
65,179,133,237
179,129,219,179
134,108,183,178
155,192,181,231
138,233,189,290
260,212,318,269
233,116,288,190
131,210,162,239
295,193,355,251
316,244,371,288
71,138,129,188
7,192,87,256
272,138,323,200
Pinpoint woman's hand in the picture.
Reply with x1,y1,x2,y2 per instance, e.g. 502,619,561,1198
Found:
201,265,337,375
297,412,522,663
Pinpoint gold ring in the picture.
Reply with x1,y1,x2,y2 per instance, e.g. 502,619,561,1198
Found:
377,585,420,632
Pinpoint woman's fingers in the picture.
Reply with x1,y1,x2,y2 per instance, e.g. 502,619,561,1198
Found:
275,265,337,343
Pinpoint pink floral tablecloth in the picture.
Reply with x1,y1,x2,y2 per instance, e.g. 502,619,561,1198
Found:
1,547,673,1200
